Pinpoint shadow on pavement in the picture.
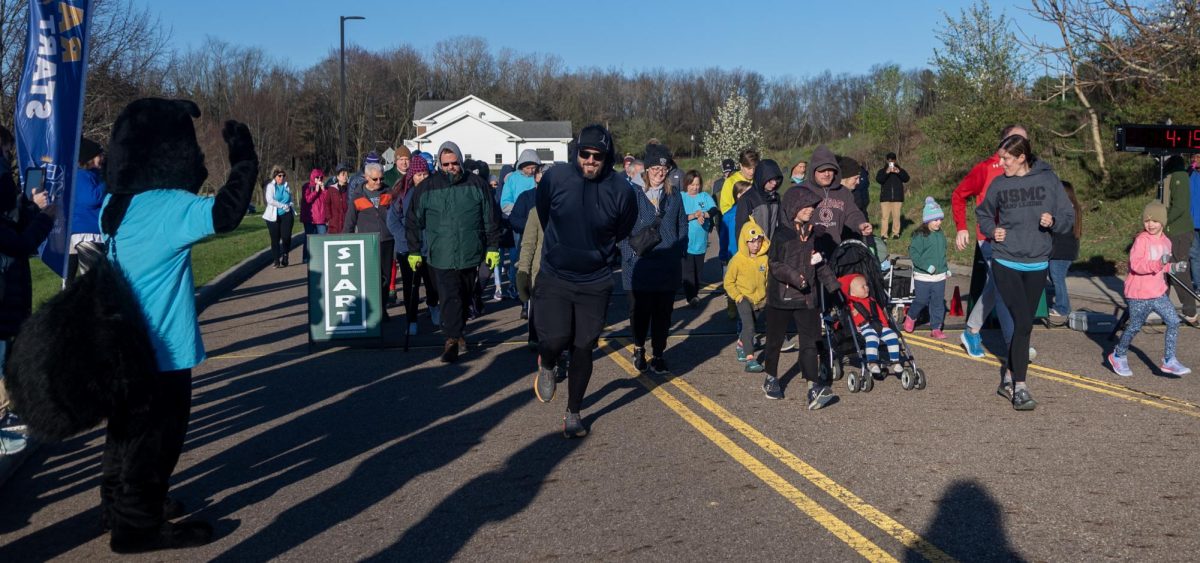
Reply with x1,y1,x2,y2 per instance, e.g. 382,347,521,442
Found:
905,479,1026,563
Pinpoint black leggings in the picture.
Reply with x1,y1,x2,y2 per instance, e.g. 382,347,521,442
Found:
397,254,440,322
631,290,675,357
266,211,294,262
763,306,822,384
681,254,705,300
991,261,1046,384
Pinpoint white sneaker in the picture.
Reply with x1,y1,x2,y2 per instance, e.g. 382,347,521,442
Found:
407,322,418,336
429,306,441,326
1029,347,1037,361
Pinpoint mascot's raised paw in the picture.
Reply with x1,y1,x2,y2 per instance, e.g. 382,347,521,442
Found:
222,120,256,166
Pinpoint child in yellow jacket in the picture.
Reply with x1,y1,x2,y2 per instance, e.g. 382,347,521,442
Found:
724,218,770,372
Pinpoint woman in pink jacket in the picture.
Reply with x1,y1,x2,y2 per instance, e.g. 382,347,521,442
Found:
301,168,328,262
1108,202,1192,377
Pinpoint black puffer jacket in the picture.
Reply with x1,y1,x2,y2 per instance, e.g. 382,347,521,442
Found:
735,159,783,241
0,160,56,338
766,188,835,310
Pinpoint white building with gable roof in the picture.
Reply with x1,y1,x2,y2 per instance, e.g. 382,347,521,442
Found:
405,95,572,167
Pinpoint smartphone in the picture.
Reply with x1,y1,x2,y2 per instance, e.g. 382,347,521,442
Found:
24,167,45,195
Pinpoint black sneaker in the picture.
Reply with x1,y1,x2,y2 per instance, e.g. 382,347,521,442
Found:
440,338,459,363
763,376,783,399
807,385,835,410
534,359,557,403
1012,387,1037,411
520,303,529,320
997,382,1014,401
632,346,648,372
562,410,588,438
650,356,669,375
110,520,215,554
780,336,798,352
102,498,187,531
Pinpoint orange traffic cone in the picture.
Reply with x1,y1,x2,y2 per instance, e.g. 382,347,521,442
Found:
949,285,964,317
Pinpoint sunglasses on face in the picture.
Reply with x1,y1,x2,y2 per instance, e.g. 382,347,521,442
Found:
275,173,286,178
366,176,382,182
440,161,460,168
579,150,604,162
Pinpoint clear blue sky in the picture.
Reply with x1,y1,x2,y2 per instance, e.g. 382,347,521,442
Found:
136,0,1058,78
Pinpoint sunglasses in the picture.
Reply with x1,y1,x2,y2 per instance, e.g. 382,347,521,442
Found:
366,176,382,182
579,150,604,162
440,161,460,168
275,173,286,178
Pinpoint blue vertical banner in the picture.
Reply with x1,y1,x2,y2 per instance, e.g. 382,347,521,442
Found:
14,0,92,277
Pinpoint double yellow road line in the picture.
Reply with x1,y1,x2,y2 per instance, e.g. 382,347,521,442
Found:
903,333,1200,419
599,339,955,563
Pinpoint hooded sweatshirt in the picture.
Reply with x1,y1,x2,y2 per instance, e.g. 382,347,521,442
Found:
718,169,751,214
735,159,784,242
404,141,501,270
975,159,1075,267
500,148,541,215
1124,230,1172,300
799,145,868,255
724,218,771,308
536,125,639,284
766,188,836,309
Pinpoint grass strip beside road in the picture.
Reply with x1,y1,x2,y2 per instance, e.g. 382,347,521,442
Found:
31,219,288,310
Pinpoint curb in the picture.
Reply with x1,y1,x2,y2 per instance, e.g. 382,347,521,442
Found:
2,231,307,491
195,232,306,314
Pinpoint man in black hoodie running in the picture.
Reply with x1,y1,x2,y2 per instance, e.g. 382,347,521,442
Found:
532,125,638,438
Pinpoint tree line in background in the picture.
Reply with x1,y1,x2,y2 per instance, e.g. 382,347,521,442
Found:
0,0,1196,208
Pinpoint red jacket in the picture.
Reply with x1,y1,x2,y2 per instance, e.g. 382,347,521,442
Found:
838,274,888,328
323,184,349,234
951,154,1004,241
303,181,328,224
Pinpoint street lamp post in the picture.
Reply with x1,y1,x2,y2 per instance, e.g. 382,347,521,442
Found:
339,15,365,167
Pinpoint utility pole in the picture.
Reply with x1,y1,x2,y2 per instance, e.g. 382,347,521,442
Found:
339,15,365,166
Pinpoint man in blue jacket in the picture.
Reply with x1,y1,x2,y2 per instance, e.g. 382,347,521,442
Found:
532,125,637,438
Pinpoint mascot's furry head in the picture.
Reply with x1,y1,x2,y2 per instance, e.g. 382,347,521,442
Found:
106,98,208,195
5,98,217,441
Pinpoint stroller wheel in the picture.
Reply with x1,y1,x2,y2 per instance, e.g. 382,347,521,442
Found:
915,368,927,390
861,371,874,393
900,367,915,390
831,361,843,381
892,305,906,326
847,370,860,393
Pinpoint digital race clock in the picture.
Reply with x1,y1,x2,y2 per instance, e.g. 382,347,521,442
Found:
1115,124,1200,154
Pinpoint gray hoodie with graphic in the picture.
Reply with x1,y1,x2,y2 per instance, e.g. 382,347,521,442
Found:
975,159,1075,264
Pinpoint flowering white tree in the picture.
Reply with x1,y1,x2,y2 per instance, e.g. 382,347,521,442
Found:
701,93,763,171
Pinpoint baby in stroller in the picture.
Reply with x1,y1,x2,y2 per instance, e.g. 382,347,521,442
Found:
839,274,904,376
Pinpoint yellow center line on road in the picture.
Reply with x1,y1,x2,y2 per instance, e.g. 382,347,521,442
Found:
903,333,1200,419
601,339,955,563
599,340,899,563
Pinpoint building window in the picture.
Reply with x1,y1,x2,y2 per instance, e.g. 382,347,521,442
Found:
465,154,472,160
536,149,554,161
495,153,503,164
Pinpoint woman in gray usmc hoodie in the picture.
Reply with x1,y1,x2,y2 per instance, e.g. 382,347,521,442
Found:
976,135,1075,411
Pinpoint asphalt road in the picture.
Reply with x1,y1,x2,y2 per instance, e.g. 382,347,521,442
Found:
2,246,1199,562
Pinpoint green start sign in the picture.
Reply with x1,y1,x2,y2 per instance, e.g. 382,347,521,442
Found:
308,233,382,341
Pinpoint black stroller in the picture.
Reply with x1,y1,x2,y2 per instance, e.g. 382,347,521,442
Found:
820,239,926,392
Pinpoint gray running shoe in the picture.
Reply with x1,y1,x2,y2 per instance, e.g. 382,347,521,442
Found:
562,411,588,438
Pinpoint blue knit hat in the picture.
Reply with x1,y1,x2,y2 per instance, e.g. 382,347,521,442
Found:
922,197,944,223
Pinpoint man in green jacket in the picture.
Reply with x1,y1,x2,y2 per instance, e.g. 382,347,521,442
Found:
1164,154,1197,325
405,141,502,362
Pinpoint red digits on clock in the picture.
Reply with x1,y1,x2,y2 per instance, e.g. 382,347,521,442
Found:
1191,129,1200,149
1165,129,1181,147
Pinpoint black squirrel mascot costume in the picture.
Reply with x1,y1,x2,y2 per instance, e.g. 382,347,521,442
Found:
5,98,258,553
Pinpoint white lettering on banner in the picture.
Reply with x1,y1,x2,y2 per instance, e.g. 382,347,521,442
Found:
332,279,357,292
23,12,58,119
